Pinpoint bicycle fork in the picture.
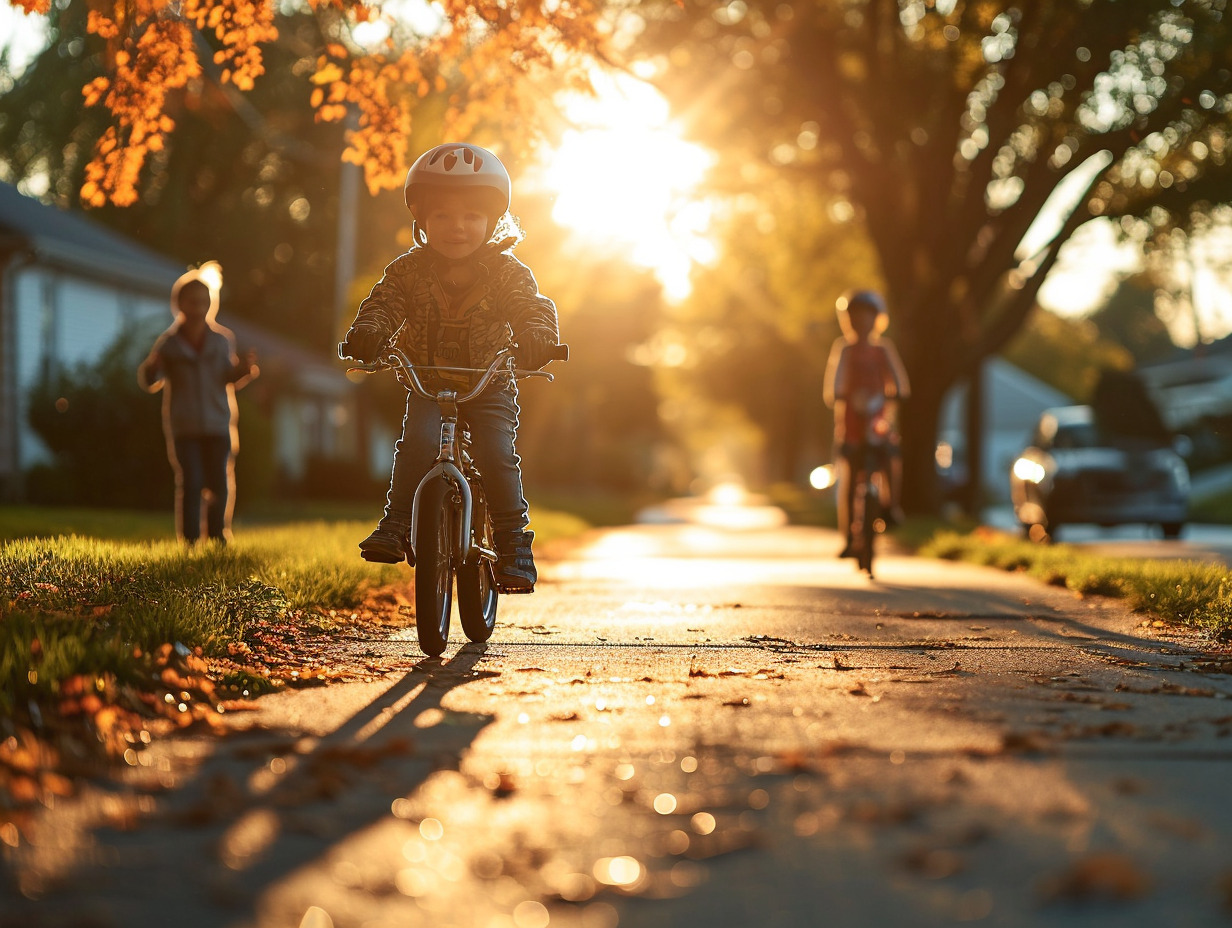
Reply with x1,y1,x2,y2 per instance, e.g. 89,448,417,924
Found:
409,400,495,567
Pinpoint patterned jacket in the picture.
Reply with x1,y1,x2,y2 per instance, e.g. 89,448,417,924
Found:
351,241,558,389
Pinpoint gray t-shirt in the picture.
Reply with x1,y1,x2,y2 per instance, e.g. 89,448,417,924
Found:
142,325,241,442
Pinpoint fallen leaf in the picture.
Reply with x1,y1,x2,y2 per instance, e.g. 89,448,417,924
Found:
1038,852,1151,902
900,846,965,879
1000,731,1055,754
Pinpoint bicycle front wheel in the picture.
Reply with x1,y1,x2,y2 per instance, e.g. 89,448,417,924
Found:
414,478,459,657
858,482,879,578
458,484,498,642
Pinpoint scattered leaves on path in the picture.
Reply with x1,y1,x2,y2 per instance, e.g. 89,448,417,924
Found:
1,613,415,836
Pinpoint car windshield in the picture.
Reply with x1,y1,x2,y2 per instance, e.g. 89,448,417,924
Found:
1049,423,1099,449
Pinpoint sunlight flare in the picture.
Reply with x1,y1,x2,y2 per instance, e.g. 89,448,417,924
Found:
527,69,718,301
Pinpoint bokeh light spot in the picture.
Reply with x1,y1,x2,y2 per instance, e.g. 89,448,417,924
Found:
593,855,642,887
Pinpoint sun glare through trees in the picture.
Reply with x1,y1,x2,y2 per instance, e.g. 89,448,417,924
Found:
526,69,719,302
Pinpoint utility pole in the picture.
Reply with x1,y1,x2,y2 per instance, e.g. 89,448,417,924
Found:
333,125,370,483
334,155,361,338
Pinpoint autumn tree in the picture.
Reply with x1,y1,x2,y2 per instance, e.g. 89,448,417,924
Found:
2,6,363,350
3,0,607,207
635,0,1232,511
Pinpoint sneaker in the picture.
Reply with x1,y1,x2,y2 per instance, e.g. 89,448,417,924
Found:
359,524,412,564
493,529,536,592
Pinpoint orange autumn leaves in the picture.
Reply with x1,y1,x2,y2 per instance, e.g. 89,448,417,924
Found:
62,0,605,205
78,0,276,206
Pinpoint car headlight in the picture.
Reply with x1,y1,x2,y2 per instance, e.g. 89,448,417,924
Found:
1012,457,1047,485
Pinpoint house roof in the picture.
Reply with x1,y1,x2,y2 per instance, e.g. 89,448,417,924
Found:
0,182,351,393
0,181,182,293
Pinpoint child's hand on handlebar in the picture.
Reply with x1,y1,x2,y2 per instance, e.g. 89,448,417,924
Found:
511,334,558,371
341,324,385,362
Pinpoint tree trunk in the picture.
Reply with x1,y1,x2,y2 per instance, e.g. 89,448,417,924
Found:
899,373,945,515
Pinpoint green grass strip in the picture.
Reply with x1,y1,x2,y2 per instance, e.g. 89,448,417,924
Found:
921,529,1232,642
0,527,392,711
0,508,591,712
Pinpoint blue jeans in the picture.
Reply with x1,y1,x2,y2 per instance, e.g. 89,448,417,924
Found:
172,435,234,542
385,383,529,535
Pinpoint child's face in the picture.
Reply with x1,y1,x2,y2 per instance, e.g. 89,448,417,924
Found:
422,192,489,260
849,306,880,339
177,282,212,322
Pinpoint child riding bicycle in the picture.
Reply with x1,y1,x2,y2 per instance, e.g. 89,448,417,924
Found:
823,289,910,558
339,142,560,592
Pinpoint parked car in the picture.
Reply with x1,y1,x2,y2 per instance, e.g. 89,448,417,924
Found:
1009,405,1190,540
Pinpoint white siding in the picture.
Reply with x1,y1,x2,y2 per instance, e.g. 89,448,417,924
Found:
13,269,51,467
11,266,169,468
274,401,307,481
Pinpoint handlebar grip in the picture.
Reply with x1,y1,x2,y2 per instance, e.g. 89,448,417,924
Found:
549,343,570,363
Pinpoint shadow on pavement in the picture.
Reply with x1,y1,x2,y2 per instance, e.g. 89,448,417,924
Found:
3,643,497,928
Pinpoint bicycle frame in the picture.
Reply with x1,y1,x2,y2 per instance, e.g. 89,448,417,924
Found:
342,340,563,654
399,359,505,569
347,346,553,564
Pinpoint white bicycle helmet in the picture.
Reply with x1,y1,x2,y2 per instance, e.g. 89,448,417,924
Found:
404,143,511,239
836,289,889,335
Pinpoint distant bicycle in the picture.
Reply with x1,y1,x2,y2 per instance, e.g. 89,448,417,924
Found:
844,399,892,579
341,344,566,656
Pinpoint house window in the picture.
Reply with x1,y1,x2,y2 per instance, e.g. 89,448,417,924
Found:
301,401,323,454
38,276,58,382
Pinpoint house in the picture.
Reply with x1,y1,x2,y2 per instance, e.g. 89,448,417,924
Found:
1136,337,1232,475
937,357,1072,503
1137,337,1232,430
0,181,368,501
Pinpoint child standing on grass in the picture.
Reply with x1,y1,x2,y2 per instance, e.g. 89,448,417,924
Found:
138,262,258,545
823,289,910,557
339,142,560,592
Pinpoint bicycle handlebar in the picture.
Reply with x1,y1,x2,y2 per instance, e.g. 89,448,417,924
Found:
339,343,568,404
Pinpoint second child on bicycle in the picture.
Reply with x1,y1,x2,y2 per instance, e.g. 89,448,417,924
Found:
823,289,910,558
339,142,560,592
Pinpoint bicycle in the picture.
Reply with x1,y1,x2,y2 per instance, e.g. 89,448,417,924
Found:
341,343,566,656
842,401,893,579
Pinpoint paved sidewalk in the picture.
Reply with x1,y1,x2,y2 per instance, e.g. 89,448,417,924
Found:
4,523,1231,928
